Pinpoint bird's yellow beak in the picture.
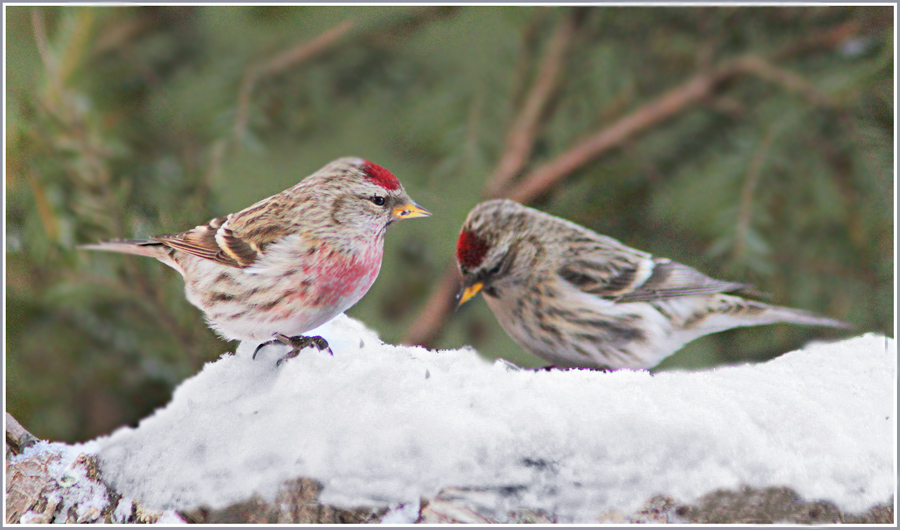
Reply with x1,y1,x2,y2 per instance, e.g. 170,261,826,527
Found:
393,202,431,220
457,282,483,307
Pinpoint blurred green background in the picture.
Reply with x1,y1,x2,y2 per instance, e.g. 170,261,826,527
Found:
6,6,894,443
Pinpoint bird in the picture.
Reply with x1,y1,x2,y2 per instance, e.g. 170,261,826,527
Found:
82,157,430,363
454,199,850,370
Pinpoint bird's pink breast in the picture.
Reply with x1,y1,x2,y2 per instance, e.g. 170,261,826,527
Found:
180,241,385,341
283,244,383,311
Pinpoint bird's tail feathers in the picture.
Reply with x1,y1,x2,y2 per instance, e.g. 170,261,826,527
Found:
762,304,852,329
79,239,170,260
693,296,853,335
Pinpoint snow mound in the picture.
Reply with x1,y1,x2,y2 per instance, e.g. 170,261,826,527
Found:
96,315,895,521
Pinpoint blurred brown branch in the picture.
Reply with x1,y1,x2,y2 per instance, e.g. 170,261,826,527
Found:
733,131,774,262
30,8,64,114
92,11,166,57
26,170,60,241
506,58,745,205
401,20,868,348
401,264,464,348
485,11,578,197
737,55,836,107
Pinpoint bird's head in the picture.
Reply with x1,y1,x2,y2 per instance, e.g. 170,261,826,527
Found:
309,157,431,236
455,199,535,306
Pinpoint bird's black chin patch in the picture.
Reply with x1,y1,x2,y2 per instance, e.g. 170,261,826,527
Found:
483,285,500,298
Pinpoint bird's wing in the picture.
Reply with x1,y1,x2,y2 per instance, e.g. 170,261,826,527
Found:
221,192,296,249
153,192,299,269
557,243,752,303
153,216,261,269
153,216,252,268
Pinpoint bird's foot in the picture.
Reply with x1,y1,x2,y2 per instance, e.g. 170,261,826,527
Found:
252,333,332,365
275,334,332,367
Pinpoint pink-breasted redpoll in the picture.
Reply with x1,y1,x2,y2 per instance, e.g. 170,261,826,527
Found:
455,199,849,370
82,157,430,362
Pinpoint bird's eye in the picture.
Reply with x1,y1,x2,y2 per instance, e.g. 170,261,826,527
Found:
370,196,386,206
487,262,503,276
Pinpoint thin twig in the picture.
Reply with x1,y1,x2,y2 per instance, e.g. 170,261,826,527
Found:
231,7,459,147
30,8,54,78
771,19,862,61
506,9,547,111
232,19,356,145
733,131,773,261
485,11,577,197
30,8,64,115
92,14,160,57
27,170,60,241
738,55,835,107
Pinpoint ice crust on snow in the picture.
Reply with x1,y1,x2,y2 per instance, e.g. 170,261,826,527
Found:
96,315,895,520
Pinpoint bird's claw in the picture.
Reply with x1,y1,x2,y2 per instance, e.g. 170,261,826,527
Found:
252,341,273,360
252,333,332,366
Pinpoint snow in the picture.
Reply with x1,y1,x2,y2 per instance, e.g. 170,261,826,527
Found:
112,496,136,523
95,314,895,521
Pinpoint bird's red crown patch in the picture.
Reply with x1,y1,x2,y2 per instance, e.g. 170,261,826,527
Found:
456,230,490,271
362,161,401,191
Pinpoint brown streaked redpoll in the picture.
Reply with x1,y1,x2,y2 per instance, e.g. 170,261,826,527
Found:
82,157,430,362
455,199,850,371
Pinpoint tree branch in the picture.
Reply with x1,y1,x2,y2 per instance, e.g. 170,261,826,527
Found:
401,264,462,347
507,59,745,204
5,413,39,455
